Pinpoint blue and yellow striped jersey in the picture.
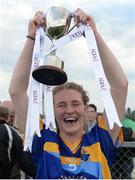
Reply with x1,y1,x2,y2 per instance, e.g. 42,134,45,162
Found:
31,119,122,179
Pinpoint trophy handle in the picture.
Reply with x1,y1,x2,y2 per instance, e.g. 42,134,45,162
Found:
65,12,77,35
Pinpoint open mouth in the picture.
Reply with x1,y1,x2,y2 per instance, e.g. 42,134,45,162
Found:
64,117,78,124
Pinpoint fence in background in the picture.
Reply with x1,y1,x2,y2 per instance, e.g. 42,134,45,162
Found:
111,142,135,179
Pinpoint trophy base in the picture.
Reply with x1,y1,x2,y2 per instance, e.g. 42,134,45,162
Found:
32,65,67,85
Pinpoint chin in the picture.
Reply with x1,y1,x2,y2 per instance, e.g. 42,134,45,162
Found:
65,127,82,136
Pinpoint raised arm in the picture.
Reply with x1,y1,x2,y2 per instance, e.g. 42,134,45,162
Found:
9,11,45,133
76,8,128,142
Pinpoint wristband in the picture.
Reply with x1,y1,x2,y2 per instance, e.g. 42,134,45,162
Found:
26,35,35,41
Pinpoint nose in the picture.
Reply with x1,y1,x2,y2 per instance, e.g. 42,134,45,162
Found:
66,104,74,115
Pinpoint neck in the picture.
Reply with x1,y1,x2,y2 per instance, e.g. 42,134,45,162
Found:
60,129,84,144
88,119,96,124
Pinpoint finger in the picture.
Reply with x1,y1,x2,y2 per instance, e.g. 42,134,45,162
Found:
81,16,88,24
34,11,45,27
75,9,88,24
34,11,44,17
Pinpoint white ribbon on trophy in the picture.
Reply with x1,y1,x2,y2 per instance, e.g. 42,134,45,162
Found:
85,25,121,128
24,16,122,152
43,85,56,129
24,27,45,151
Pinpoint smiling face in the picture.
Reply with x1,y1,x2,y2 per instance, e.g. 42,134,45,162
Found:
54,89,86,139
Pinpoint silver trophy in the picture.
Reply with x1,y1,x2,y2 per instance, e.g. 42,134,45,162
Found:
32,6,76,85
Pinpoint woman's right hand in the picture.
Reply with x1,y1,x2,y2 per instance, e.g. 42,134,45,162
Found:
27,11,46,38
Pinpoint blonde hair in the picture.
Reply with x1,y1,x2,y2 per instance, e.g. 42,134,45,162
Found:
53,82,89,106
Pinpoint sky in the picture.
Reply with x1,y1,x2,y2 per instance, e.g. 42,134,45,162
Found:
0,0,135,112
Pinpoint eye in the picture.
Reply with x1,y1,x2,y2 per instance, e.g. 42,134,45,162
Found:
57,103,66,108
72,101,80,106
74,103,79,106
59,104,65,108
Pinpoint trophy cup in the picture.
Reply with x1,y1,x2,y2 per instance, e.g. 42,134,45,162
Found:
32,6,76,85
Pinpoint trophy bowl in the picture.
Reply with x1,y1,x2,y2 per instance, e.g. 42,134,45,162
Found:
32,6,75,85
45,6,72,40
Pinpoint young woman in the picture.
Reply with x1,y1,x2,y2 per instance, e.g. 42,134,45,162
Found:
9,8,128,179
